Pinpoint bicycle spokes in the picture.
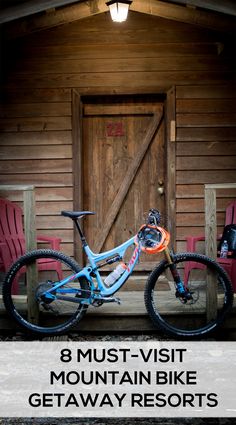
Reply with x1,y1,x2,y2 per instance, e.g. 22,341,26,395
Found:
145,253,232,337
3,250,89,334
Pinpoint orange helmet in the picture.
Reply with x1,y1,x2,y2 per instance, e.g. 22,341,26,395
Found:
135,224,170,254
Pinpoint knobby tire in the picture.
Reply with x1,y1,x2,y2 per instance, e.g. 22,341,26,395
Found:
144,252,233,338
2,249,89,336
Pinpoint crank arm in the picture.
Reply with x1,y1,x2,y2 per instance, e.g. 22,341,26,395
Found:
95,296,121,304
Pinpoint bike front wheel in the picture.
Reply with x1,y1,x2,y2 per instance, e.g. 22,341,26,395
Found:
144,253,233,338
2,249,89,336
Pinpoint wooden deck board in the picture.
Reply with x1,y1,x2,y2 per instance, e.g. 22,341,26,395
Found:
0,292,212,316
0,292,235,316
0,292,235,333
1,290,232,314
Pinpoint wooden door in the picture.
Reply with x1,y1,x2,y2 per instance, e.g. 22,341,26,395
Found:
82,95,165,268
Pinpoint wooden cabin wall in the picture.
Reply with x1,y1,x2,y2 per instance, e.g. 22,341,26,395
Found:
0,11,235,256
176,85,236,252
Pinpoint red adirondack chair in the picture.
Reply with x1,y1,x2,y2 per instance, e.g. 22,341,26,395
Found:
185,200,236,292
0,198,63,293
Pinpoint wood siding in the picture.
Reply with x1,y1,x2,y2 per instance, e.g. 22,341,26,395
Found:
176,85,236,251
0,11,235,257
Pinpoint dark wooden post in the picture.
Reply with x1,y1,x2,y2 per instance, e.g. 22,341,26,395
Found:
23,187,39,324
205,185,217,320
0,185,39,323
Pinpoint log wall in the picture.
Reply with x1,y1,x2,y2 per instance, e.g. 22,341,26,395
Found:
0,11,235,255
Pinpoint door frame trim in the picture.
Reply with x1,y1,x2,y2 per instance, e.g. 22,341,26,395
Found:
72,89,83,264
72,88,176,262
165,86,176,249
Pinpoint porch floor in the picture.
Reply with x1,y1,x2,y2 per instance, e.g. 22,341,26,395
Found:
0,292,235,336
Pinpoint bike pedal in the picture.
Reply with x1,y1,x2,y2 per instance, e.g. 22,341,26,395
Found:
114,297,122,305
97,296,122,304
108,296,121,305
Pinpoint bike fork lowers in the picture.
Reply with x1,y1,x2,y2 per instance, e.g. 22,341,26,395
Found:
164,248,187,297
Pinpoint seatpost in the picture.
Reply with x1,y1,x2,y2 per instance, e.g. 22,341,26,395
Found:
74,218,87,247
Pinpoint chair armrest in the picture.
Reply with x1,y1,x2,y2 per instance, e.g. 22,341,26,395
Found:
0,242,12,271
186,234,222,252
37,235,61,250
186,235,205,252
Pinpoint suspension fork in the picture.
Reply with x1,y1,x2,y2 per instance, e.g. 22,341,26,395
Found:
164,248,186,294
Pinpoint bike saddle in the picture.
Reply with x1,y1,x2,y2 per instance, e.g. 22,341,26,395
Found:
61,211,95,219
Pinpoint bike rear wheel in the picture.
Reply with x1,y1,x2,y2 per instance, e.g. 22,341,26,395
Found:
144,253,233,338
2,249,89,335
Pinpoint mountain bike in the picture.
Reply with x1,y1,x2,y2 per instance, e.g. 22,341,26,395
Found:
2,208,233,338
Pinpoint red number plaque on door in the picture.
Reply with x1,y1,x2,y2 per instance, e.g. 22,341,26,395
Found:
106,122,125,137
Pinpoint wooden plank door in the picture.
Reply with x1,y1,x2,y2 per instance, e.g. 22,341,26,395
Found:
82,95,165,268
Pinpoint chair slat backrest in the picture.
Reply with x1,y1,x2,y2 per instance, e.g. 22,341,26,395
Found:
225,201,236,226
0,198,26,263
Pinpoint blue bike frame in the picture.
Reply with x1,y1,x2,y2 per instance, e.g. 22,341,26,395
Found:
45,236,142,304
